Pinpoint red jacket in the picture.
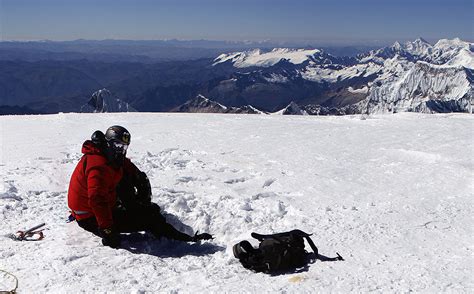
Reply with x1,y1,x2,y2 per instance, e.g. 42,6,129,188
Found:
67,140,139,229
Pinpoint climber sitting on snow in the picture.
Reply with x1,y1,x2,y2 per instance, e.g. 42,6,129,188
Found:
67,125,212,248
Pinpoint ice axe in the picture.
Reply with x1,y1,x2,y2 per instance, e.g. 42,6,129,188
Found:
10,223,46,241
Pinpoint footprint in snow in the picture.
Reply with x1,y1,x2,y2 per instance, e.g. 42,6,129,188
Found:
239,200,252,211
0,182,22,201
36,156,53,161
176,176,198,183
262,178,276,188
224,177,247,184
252,192,278,200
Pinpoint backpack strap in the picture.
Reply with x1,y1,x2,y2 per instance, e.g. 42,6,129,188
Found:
252,230,320,256
303,235,318,256
290,229,319,256
251,229,309,241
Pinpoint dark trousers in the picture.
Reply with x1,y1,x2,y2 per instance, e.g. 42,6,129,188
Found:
77,203,192,242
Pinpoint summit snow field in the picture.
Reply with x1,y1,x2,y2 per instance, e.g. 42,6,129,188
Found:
0,112,473,292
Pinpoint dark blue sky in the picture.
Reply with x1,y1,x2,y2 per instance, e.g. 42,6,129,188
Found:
1,0,472,45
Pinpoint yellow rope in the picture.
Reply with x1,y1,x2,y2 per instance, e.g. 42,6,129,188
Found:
0,269,18,294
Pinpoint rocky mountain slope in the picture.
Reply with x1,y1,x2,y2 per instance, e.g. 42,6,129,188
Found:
80,89,136,113
172,94,264,114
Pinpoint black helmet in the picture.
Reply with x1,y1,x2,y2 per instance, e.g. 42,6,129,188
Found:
91,130,106,146
105,125,131,144
105,125,131,155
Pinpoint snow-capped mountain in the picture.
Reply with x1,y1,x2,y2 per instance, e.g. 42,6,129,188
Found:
172,94,229,113
211,38,473,114
81,89,136,113
358,38,433,63
359,39,473,113
364,58,472,114
431,38,473,65
359,37,472,66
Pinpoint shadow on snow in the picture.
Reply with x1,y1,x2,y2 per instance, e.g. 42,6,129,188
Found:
120,232,225,258
266,252,344,276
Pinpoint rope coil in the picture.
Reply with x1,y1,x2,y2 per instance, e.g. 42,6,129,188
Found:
0,269,18,294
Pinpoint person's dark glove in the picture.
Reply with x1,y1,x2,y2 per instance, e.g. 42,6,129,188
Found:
191,231,213,242
99,228,121,248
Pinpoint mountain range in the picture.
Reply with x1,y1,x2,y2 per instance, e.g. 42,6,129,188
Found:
0,38,472,115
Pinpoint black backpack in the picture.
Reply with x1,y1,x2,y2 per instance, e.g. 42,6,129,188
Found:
233,229,321,273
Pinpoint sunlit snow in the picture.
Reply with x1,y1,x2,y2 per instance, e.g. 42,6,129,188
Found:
0,112,473,292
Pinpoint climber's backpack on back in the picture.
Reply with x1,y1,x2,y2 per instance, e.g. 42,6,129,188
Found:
233,229,319,273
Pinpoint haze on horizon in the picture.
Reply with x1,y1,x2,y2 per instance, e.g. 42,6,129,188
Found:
1,0,472,46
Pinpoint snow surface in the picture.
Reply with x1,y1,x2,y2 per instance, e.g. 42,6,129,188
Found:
0,113,473,293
